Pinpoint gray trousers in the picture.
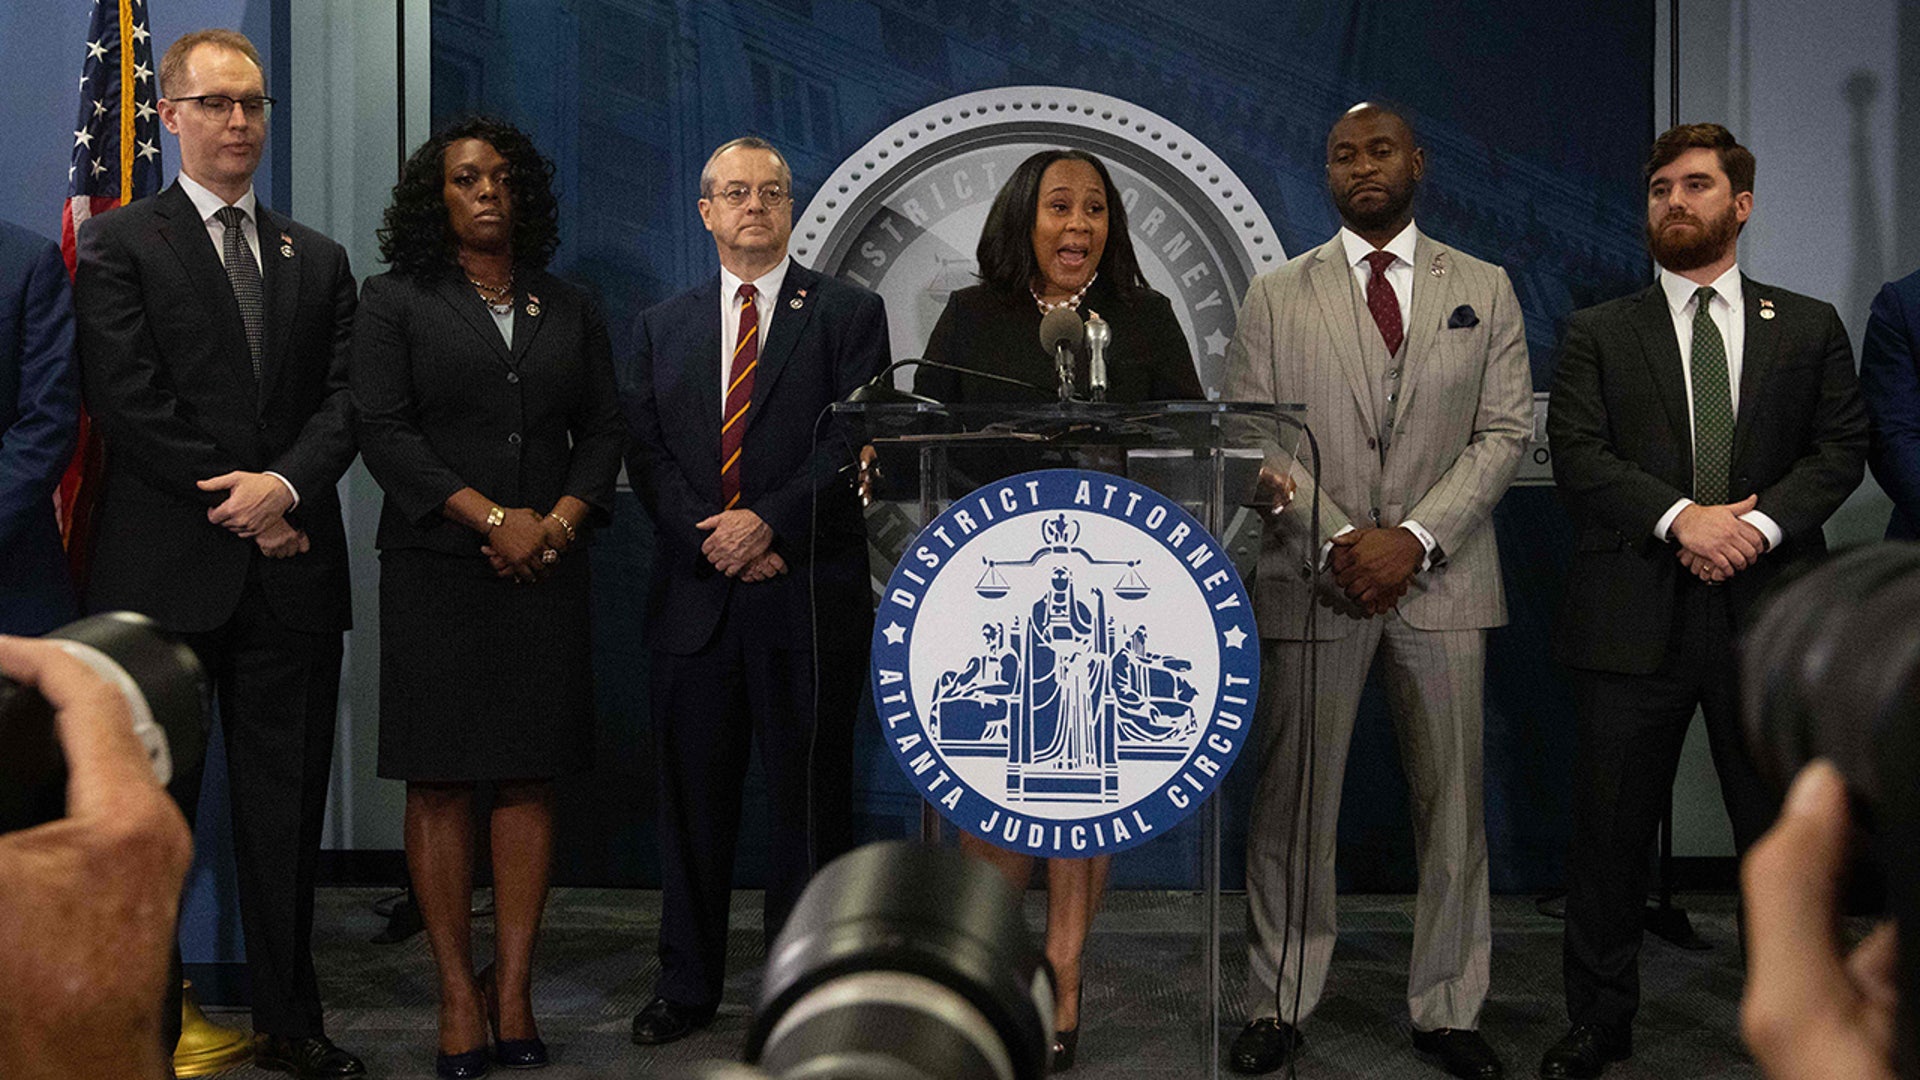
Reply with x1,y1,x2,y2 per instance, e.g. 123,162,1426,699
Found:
1244,616,1491,1031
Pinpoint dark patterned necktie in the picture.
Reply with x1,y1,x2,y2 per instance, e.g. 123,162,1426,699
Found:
1363,249,1403,356
1689,285,1733,504
721,283,758,510
214,205,264,381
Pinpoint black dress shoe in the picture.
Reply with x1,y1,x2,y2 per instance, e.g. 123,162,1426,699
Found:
1538,1024,1630,1079
630,996,716,1046
1412,1027,1504,1078
1228,1017,1304,1075
254,1034,368,1079
436,1046,490,1079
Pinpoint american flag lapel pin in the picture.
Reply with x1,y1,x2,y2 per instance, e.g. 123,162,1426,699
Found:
1759,297,1776,320
279,232,294,258
791,287,807,310
526,294,541,317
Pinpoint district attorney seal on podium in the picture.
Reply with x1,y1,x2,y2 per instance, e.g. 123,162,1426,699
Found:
873,469,1259,857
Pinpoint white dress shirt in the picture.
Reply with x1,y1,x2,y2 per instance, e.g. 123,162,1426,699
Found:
1332,221,1436,566
1650,264,1782,549
176,172,299,509
718,258,790,413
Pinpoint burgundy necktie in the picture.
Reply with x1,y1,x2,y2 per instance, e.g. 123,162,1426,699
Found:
1363,249,1404,356
721,284,758,510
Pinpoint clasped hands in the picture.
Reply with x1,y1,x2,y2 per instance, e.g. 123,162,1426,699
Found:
1326,526,1424,617
1672,495,1768,584
198,470,307,558
481,508,574,583
696,509,786,583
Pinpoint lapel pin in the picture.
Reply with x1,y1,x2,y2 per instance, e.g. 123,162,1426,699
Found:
1428,251,1448,277
526,294,541,317
279,232,294,258
1759,297,1776,320
790,297,804,309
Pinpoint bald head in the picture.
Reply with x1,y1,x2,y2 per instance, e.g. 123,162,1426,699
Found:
1328,102,1418,155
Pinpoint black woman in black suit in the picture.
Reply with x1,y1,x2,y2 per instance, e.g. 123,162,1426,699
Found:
916,149,1203,1071
351,117,624,1078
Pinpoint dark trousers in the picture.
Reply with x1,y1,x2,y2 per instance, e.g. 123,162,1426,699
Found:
649,618,862,1009
1561,577,1777,1031
163,571,344,1046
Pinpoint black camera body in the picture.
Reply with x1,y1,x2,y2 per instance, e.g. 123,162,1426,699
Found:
1742,543,1920,1078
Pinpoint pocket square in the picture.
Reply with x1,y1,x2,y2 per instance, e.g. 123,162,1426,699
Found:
1447,304,1479,329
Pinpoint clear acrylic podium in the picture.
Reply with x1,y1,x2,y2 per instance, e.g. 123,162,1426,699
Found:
832,399,1309,1078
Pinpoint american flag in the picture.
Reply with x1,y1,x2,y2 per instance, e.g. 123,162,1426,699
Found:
57,0,162,577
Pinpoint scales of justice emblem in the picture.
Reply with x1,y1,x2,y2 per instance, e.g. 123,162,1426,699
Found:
874,470,1259,857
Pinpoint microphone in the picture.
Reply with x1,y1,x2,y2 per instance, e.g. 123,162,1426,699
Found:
1084,311,1110,403
841,358,1051,404
1039,307,1083,403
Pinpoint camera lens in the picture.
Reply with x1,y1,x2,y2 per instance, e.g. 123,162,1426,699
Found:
745,842,1053,1080
0,612,208,833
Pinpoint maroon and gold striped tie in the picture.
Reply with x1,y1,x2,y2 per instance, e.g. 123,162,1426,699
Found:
721,283,759,509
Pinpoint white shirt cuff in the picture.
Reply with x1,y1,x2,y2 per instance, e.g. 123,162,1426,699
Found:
1655,498,1691,541
1319,524,1355,570
1401,519,1437,571
1740,509,1783,551
266,471,300,511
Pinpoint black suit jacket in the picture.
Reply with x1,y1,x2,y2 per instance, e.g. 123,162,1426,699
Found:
1547,276,1868,674
620,259,889,655
351,267,625,555
913,279,1202,403
74,181,357,634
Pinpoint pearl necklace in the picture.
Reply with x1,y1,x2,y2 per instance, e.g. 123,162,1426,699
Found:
1031,271,1097,315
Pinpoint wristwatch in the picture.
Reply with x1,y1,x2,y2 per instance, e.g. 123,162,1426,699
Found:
486,505,505,530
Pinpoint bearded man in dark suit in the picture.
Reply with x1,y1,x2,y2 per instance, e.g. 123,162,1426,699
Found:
1541,122,1867,1079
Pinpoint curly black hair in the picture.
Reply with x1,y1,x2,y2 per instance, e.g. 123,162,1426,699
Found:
975,149,1147,298
377,116,560,277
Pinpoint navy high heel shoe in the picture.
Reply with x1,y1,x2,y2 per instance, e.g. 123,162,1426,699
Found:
480,964,550,1069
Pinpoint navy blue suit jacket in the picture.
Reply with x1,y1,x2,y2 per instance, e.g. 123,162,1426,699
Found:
0,221,79,634
620,259,888,655
1861,266,1920,539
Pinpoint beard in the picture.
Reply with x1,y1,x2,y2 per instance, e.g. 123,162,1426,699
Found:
1336,182,1416,235
1647,202,1741,272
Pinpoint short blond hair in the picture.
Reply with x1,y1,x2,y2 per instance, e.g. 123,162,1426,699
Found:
159,29,263,98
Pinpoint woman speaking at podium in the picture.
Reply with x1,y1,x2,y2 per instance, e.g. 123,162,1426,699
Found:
914,148,1201,1071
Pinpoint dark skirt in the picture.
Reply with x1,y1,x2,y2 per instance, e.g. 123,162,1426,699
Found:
376,547,593,781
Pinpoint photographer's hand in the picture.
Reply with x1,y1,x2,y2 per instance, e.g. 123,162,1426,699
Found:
1741,759,1899,1080
0,636,194,1080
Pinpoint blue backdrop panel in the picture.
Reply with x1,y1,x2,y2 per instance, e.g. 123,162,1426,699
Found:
434,0,1652,890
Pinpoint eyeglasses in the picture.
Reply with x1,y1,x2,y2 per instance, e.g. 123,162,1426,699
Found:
172,94,276,120
708,184,790,208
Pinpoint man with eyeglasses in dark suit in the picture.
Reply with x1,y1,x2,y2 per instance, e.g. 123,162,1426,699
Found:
72,28,363,1079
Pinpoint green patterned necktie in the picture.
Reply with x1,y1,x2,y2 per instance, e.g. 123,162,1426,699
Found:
1689,285,1733,504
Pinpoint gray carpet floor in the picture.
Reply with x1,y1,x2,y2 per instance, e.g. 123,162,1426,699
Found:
200,888,1759,1079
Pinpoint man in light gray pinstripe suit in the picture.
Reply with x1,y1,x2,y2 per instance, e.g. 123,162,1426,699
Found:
1223,103,1533,1079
